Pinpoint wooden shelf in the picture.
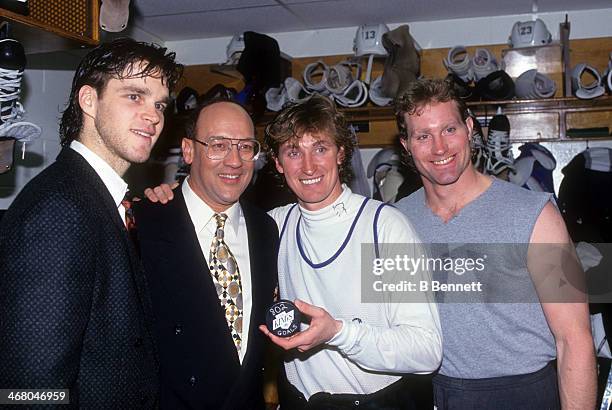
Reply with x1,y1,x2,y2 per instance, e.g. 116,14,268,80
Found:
467,96,612,141
264,95,612,119
252,96,612,147
209,64,243,80
173,96,612,148
467,96,612,113
0,0,100,54
176,36,612,147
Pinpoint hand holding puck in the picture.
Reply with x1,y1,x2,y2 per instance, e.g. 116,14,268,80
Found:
265,300,301,337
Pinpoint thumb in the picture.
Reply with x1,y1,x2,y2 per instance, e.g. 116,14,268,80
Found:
294,299,319,317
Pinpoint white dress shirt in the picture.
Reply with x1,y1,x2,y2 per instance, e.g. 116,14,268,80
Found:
182,177,253,363
70,140,128,221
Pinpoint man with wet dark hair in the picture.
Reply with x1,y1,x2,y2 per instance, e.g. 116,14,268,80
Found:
0,38,182,407
59,37,182,147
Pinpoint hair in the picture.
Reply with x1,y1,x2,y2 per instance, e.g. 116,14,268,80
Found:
59,37,183,147
394,78,470,167
395,78,469,140
264,94,355,184
184,96,251,140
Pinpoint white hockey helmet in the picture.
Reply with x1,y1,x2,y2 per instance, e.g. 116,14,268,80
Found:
225,34,245,64
509,18,552,48
354,23,389,57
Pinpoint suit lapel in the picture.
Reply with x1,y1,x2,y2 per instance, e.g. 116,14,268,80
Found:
60,149,127,236
59,148,156,349
239,200,270,368
167,189,242,364
159,192,268,365
61,149,138,263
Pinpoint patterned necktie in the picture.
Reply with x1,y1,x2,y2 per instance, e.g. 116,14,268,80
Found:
209,213,243,352
121,197,135,231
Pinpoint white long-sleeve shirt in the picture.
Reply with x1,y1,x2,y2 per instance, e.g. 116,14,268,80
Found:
269,186,442,398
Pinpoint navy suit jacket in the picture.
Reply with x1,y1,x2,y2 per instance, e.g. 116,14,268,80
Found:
134,187,278,409
0,148,159,407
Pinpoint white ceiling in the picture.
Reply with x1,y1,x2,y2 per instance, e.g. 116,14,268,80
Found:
131,0,611,41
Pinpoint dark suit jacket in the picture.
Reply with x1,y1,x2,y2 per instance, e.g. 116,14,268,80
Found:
0,148,159,407
134,188,278,409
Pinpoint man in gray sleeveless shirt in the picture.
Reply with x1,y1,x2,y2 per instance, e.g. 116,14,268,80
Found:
393,78,596,409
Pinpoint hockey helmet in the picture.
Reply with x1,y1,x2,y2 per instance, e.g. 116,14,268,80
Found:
354,23,389,57
225,34,245,64
509,18,552,48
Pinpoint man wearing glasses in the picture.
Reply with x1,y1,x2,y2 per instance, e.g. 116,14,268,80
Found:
133,98,279,409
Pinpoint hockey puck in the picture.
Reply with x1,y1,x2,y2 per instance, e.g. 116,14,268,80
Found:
265,299,301,337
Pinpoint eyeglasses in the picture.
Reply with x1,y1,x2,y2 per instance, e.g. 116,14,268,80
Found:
191,136,261,161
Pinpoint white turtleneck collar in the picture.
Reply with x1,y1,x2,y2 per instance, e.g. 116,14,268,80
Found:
297,184,362,225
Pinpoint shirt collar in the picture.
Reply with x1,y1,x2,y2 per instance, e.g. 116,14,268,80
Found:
298,183,352,222
182,175,242,235
70,140,128,208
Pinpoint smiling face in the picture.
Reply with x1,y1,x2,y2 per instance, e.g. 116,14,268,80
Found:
400,101,474,189
182,102,255,212
274,131,344,211
78,66,170,175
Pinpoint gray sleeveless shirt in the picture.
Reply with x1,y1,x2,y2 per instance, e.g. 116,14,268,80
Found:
395,178,556,378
